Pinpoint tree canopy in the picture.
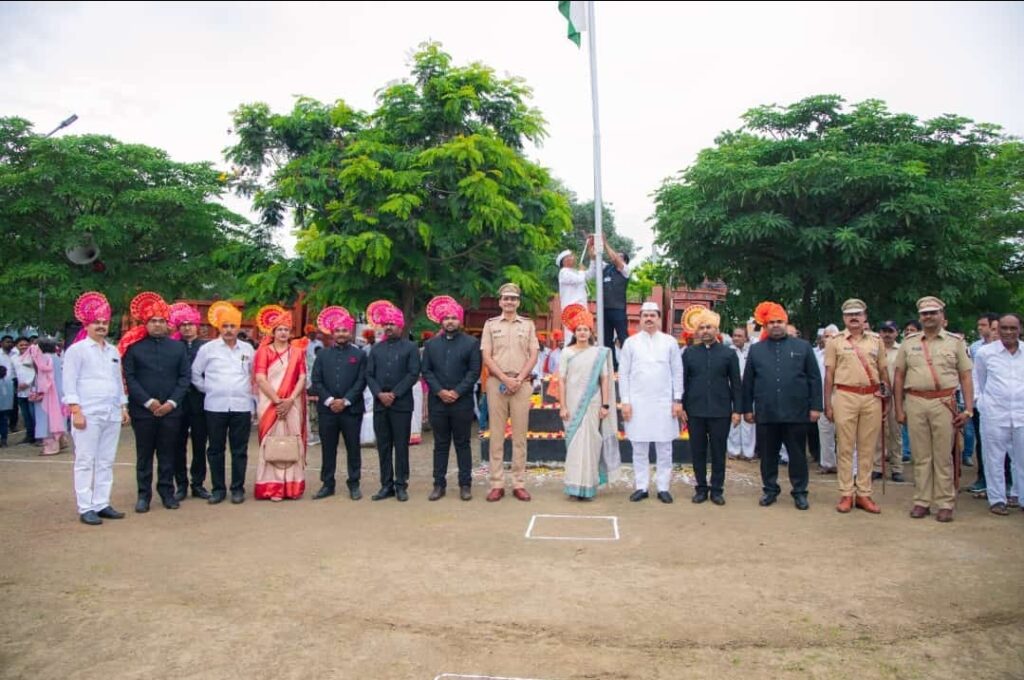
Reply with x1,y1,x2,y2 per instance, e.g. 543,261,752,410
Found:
225,42,572,322
0,117,266,331
653,95,1024,334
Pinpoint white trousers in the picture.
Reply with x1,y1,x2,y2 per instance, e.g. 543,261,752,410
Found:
818,416,837,468
71,411,122,514
981,424,1024,507
728,420,756,458
632,441,673,492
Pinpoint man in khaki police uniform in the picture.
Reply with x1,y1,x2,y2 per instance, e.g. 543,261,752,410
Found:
894,296,973,523
824,298,890,514
875,320,905,483
481,283,539,502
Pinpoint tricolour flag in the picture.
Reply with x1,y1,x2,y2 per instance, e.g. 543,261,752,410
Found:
558,1,587,47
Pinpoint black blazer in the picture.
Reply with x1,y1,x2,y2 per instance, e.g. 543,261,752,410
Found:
682,342,742,418
421,331,481,413
310,343,367,415
123,335,191,419
179,338,207,416
741,337,822,423
366,337,421,413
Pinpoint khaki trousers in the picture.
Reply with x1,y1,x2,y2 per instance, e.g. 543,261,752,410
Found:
486,376,532,490
834,389,881,497
905,395,956,510
874,402,903,474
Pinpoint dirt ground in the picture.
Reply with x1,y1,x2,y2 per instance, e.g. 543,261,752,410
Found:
1,426,1022,680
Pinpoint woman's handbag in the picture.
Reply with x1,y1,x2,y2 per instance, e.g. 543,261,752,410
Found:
263,434,301,465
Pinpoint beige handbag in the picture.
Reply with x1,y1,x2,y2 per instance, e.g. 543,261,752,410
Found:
263,434,301,465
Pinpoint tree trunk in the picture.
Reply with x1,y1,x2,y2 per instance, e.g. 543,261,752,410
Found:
400,283,417,336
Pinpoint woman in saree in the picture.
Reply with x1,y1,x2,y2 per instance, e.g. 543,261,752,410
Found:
558,304,620,500
28,339,67,456
253,306,308,501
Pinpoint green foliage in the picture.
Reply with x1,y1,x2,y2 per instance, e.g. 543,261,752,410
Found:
653,95,1024,335
0,117,268,331
225,42,572,322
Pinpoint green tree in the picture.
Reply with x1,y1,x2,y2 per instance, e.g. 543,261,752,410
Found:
225,42,572,322
0,117,268,331
652,95,1024,336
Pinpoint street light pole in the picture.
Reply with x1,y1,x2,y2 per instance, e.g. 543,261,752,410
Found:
44,114,78,138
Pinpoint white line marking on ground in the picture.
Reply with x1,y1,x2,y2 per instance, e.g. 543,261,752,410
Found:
524,514,620,541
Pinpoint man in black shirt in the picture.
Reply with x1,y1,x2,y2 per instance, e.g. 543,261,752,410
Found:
599,240,631,370
310,308,367,500
742,302,822,510
422,297,481,501
682,309,741,505
171,305,210,500
366,305,421,502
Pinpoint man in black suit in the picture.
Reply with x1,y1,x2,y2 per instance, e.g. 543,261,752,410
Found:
173,308,210,500
682,309,741,506
421,298,480,501
741,302,822,510
366,307,421,502
122,301,191,512
310,313,367,500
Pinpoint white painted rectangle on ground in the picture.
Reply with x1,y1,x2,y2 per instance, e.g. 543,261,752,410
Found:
435,675,550,680
524,514,620,541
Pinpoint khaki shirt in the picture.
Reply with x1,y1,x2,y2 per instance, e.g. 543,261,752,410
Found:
894,331,972,390
884,343,900,382
481,314,537,375
824,330,886,386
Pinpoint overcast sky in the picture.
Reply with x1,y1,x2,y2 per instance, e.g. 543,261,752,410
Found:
3,1,1022,259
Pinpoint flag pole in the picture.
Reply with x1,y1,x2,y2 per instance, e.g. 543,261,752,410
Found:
587,0,605,348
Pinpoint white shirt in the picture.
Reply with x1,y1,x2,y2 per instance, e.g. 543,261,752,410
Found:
62,337,127,415
974,341,1024,427
618,330,684,442
558,261,596,308
733,343,751,378
191,337,255,413
12,348,36,398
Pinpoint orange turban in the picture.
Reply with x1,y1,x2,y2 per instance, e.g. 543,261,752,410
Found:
208,301,242,330
754,301,788,325
561,303,594,333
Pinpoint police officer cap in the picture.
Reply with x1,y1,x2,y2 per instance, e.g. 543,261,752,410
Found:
916,296,944,313
841,298,866,314
497,283,521,297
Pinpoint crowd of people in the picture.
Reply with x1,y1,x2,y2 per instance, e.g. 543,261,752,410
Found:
3,264,1021,527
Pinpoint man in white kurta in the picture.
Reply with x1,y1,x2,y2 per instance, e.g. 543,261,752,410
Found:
619,301,684,503
727,326,756,460
62,296,129,525
556,247,595,346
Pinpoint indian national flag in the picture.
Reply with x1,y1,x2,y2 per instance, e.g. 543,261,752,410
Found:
558,1,587,46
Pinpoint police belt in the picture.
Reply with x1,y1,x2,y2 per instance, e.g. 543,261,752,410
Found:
905,387,957,399
835,383,879,395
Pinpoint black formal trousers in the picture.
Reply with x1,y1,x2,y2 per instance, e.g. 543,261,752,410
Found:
174,399,208,490
603,308,629,370
807,423,821,464
431,409,474,488
374,408,412,491
688,416,731,494
205,411,251,494
132,413,182,502
760,422,809,498
318,409,362,489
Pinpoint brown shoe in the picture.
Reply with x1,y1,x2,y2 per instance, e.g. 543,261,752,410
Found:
428,486,445,501
989,502,1009,516
512,488,532,502
936,508,954,523
486,488,505,503
909,505,930,519
835,496,854,513
855,496,881,514
459,486,472,501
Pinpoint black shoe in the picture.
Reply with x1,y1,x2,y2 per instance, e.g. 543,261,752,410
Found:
173,488,187,502
759,494,778,507
657,491,674,504
79,511,102,526
162,497,180,510
191,486,212,500
97,506,125,519
691,490,709,504
891,472,905,483
135,499,150,513
872,471,883,480
371,487,396,501
313,486,335,500
349,486,363,501
208,492,226,505
629,489,649,502
460,486,472,501
230,490,245,504
794,495,809,511
428,486,445,501
710,493,726,506
396,488,409,502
